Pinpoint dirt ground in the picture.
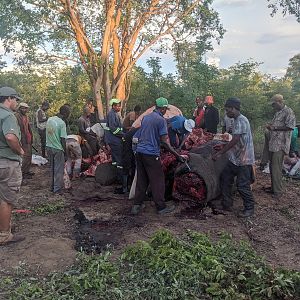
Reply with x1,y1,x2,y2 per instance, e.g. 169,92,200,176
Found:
1,163,300,279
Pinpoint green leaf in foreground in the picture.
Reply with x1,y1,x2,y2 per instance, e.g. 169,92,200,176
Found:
9,230,300,300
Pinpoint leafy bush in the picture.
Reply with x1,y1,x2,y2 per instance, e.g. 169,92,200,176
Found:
8,230,300,300
33,200,65,215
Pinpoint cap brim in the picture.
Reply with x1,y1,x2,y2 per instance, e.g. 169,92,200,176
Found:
15,95,22,101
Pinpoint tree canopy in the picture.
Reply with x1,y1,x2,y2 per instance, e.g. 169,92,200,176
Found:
0,0,224,118
267,0,300,22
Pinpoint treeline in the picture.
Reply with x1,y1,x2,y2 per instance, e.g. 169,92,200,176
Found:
0,55,299,150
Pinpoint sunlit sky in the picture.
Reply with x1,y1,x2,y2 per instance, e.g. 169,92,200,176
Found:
138,0,300,77
1,0,299,77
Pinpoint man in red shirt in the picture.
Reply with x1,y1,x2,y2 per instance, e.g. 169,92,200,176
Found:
15,103,34,179
193,96,205,128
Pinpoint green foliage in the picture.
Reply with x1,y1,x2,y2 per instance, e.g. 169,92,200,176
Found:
267,0,300,22
2,54,300,147
0,65,91,132
8,230,300,300
33,200,65,216
0,0,224,112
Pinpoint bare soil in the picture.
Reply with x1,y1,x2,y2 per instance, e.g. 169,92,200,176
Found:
1,163,300,279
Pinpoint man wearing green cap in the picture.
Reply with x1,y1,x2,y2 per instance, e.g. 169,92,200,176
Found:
0,87,25,245
131,97,185,215
105,98,126,192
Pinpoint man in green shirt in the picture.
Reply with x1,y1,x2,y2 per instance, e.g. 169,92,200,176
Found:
46,105,70,193
0,87,25,246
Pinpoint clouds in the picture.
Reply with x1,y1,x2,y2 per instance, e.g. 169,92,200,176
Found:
206,55,221,67
215,0,252,7
256,32,298,44
208,0,300,76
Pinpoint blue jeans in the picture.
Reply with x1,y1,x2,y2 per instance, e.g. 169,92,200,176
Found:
221,161,255,211
47,147,65,193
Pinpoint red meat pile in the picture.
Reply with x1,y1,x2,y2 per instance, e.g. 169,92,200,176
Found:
160,149,207,205
160,150,188,173
184,128,213,150
81,147,112,177
173,173,207,204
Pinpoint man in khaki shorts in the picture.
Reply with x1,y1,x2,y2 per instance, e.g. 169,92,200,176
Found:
0,87,25,245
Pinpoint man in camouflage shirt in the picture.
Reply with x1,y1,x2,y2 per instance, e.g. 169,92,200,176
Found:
261,94,296,199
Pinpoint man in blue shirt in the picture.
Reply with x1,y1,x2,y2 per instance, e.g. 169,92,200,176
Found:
168,116,195,148
131,97,185,215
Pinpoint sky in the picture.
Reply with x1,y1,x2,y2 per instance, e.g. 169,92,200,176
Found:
137,0,300,77
1,0,300,77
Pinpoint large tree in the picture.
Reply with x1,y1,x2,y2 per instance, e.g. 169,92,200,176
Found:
267,0,300,22
0,0,224,118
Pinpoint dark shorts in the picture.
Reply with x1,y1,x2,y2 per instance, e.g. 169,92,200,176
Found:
0,158,22,206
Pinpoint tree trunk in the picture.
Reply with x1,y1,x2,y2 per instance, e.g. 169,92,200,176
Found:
116,78,126,101
93,77,104,120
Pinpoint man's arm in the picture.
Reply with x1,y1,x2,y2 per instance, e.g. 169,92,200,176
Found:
5,134,24,156
178,133,190,150
266,125,293,131
214,107,220,125
78,118,88,134
212,134,241,160
160,135,185,162
60,122,67,154
60,138,66,153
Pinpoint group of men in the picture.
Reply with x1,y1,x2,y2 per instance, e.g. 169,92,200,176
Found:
0,84,296,245
213,94,296,217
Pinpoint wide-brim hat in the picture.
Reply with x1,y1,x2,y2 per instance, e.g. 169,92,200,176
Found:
19,102,29,108
184,119,195,132
0,87,22,101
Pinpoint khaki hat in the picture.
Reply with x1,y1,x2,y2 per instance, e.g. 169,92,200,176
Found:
19,102,29,108
0,87,22,101
270,94,284,104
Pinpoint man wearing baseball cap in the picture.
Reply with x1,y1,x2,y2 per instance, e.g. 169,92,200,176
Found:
0,87,25,245
261,94,296,199
15,102,34,179
104,98,126,193
131,97,185,215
